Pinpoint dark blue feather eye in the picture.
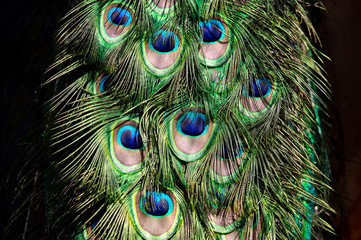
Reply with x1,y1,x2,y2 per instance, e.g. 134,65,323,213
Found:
170,108,214,161
200,20,225,43
243,77,272,98
98,74,119,93
149,30,179,53
107,7,132,26
111,120,145,173
177,112,208,137
140,192,173,217
117,125,143,150
99,75,110,92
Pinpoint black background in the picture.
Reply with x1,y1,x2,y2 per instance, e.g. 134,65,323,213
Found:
0,0,360,239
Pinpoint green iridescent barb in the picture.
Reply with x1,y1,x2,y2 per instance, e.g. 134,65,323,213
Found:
22,0,334,239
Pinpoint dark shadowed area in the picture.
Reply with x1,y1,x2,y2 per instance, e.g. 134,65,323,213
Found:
318,0,361,239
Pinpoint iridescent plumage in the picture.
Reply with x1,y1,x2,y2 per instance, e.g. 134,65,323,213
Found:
14,0,334,239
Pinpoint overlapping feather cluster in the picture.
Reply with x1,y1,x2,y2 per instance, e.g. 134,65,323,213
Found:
43,0,332,239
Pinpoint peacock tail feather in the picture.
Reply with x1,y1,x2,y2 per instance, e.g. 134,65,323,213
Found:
35,0,332,239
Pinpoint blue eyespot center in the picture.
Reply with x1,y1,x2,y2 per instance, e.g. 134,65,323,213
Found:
107,7,132,26
149,30,179,53
243,77,272,98
200,20,225,43
140,192,173,217
99,75,111,92
177,112,208,137
117,125,143,150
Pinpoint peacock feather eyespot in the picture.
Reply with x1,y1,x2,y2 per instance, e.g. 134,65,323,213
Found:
200,20,225,44
142,29,183,76
95,72,121,94
168,108,215,162
130,189,181,239
242,77,272,98
140,191,174,217
199,19,232,67
176,112,208,137
95,73,110,93
100,3,134,44
239,75,276,116
107,7,132,26
210,142,247,183
149,30,179,53
117,125,144,150
99,75,110,93
109,119,145,173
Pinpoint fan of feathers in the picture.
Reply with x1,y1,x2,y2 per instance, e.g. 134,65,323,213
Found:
10,0,334,239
